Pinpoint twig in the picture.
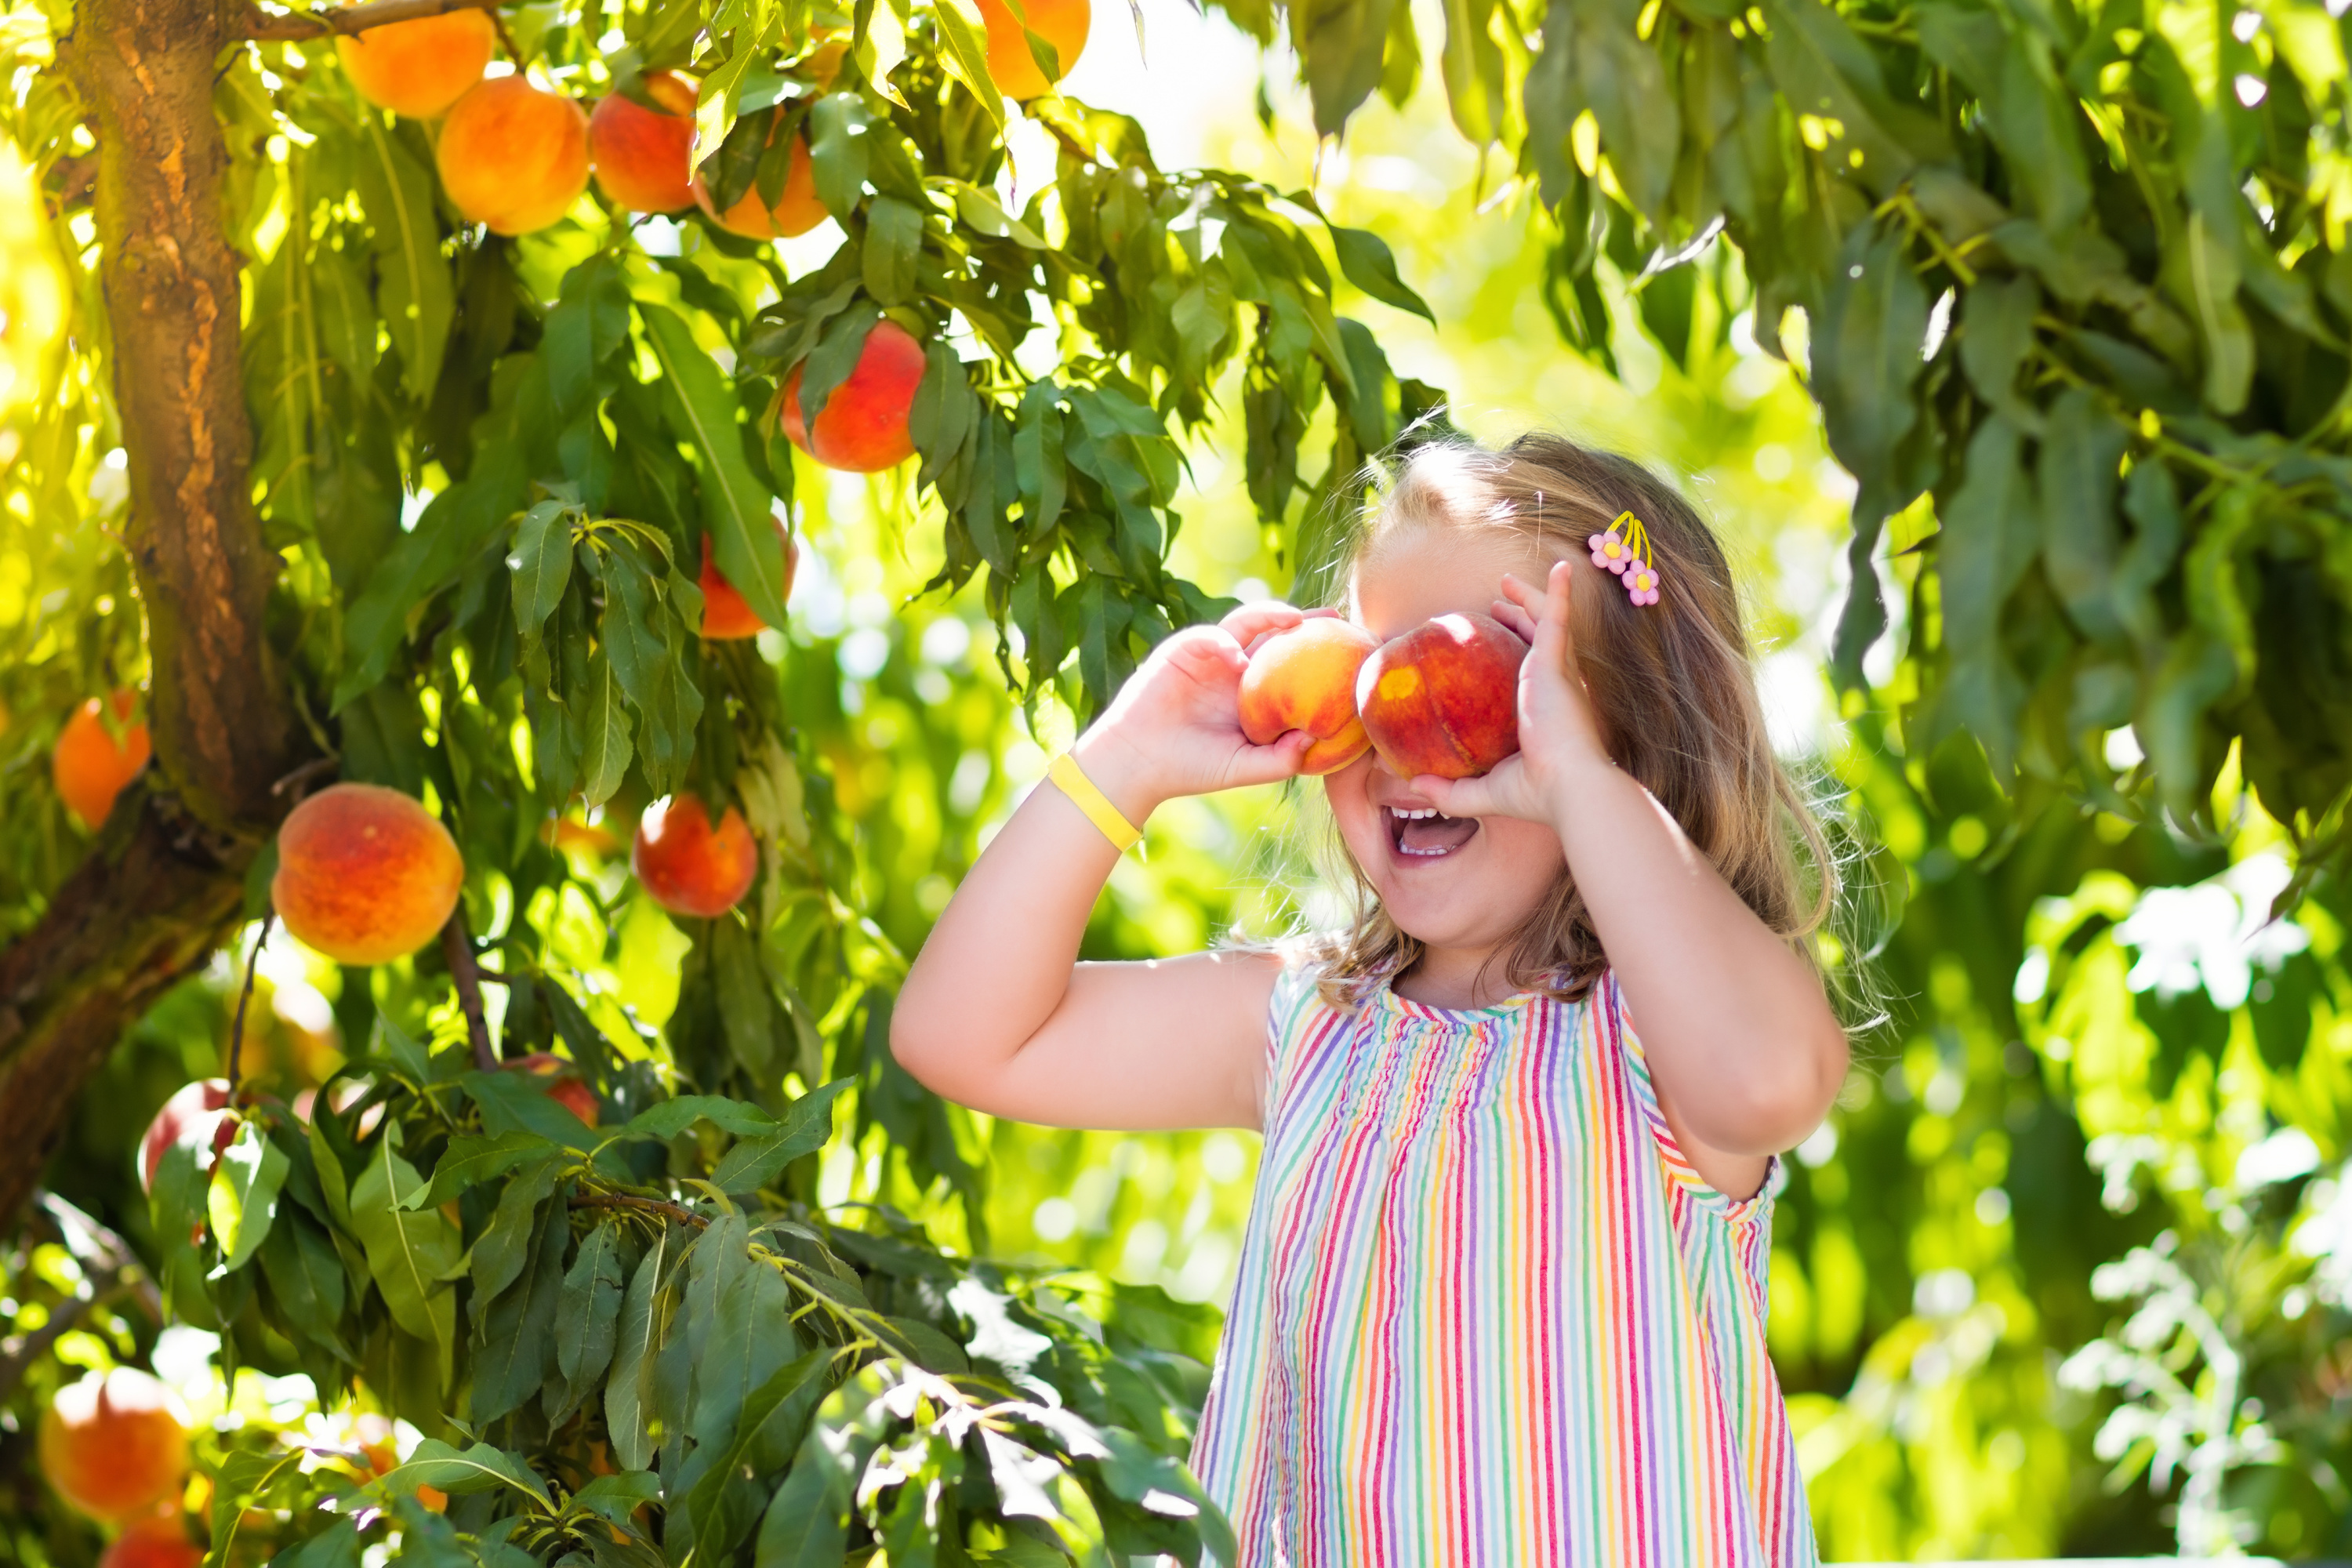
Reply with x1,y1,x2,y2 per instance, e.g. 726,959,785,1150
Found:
227,912,276,1092
241,0,499,39
269,755,339,799
570,1192,710,1230
0,1196,160,1406
441,913,496,1071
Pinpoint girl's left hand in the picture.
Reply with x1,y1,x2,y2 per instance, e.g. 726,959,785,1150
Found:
1410,559,1610,825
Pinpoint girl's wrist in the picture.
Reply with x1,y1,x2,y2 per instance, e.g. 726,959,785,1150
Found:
1068,730,1168,827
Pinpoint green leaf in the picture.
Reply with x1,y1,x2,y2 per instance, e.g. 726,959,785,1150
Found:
207,1120,289,1274
470,1155,564,1302
463,1069,601,1152
469,1186,569,1425
258,1214,351,1359
684,1347,834,1558
2038,388,2130,644
935,178,1047,249
543,254,633,419
807,93,875,217
1933,414,2039,773
1958,274,2043,434
641,302,785,629
268,1518,364,1568
372,1439,552,1509
347,1125,460,1381
509,501,575,641
691,1250,798,1447
354,117,452,401
1290,0,1399,137
1326,223,1434,324
931,0,1007,133
578,647,633,808
607,1229,673,1471
558,1220,630,1399
408,1131,558,1212
862,197,924,306
570,1470,663,1528
710,1080,851,1193
618,1095,779,1143
753,1436,851,1567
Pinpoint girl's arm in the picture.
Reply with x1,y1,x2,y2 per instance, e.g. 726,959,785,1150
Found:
891,604,1319,1133
1419,561,1848,1200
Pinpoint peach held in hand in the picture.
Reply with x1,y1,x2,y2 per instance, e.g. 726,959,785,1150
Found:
1237,618,1379,775
272,783,466,965
1355,612,1528,780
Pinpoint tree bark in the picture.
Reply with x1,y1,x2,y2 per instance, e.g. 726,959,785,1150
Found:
0,0,307,1230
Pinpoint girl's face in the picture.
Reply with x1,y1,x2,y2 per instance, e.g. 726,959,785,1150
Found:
1326,528,1569,956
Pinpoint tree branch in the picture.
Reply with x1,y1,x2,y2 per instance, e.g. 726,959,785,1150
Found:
441,914,495,1072
570,1192,710,1230
241,0,497,40
0,1194,160,1407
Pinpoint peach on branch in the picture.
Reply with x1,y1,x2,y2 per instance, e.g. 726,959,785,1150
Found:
977,0,1090,99
336,5,493,119
1238,618,1378,775
499,1051,600,1126
1356,612,1528,780
699,518,799,639
139,1079,235,1193
38,1369,191,1523
272,783,465,965
98,1515,203,1568
436,77,590,235
633,795,758,917
53,690,150,829
775,320,924,473
588,70,699,213
691,132,826,240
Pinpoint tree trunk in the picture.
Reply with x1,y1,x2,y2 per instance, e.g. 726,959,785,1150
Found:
0,0,304,1230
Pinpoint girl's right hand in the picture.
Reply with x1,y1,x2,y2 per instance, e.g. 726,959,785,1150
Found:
1068,601,1326,821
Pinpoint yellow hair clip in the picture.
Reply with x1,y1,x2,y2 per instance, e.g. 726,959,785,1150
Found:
1587,510,1662,607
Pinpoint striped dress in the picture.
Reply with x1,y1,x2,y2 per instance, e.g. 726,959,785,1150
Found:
1189,961,1816,1566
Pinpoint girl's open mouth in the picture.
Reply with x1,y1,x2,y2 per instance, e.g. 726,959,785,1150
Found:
1386,805,1479,861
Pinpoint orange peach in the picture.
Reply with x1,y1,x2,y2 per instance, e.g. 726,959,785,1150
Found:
99,1515,203,1568
978,0,1090,99
272,783,465,965
436,77,590,235
1238,618,1378,775
337,5,493,119
38,1370,191,1523
357,1414,446,1512
775,319,924,473
542,815,619,857
699,519,799,639
691,132,826,240
54,690,150,829
1355,612,1528,780
633,795,758,918
588,69,699,213
138,1079,235,1193
499,1051,599,1126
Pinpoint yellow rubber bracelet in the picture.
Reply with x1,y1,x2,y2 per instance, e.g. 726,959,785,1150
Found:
1047,752,1144,853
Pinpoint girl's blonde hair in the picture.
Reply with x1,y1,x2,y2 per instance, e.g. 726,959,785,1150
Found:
1298,431,1838,1009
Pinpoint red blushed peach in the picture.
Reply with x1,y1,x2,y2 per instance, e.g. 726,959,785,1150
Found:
588,70,699,213
272,783,465,965
337,6,493,119
38,1370,191,1523
633,796,758,918
775,320,924,473
436,77,590,235
1238,618,1378,775
138,1079,235,1193
98,1515,204,1568
691,133,826,240
498,1051,599,1125
699,519,799,639
1355,612,1528,780
54,691,151,829
976,0,1090,99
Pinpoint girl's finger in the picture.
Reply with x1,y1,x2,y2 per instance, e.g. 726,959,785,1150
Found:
1225,728,1316,788
1219,601,1308,646
1490,597,1541,644
1541,559,1576,668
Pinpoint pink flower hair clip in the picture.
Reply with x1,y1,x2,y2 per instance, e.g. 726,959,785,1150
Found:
1588,511,1663,607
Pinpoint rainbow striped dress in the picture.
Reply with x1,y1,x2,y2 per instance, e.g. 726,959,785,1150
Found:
1189,963,1816,1566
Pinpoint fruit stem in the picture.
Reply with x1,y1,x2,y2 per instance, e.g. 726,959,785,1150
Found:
441,913,496,1071
225,909,275,1094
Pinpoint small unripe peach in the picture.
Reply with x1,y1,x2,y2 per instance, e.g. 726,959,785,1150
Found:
691,133,826,240
977,0,1090,98
272,783,465,965
99,1515,203,1568
588,70,699,213
436,77,590,235
139,1079,236,1194
336,6,494,118
54,691,150,829
775,320,924,473
1239,619,1379,775
633,796,758,918
699,519,798,639
1356,613,1528,780
38,1370,191,1523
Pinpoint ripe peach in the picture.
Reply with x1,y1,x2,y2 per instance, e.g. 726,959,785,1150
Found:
978,0,1090,99
272,783,465,966
588,69,698,213
691,132,826,240
99,1515,203,1568
699,519,799,639
357,1414,447,1512
38,1369,191,1523
336,5,493,119
775,320,924,473
436,77,590,235
499,1051,599,1126
54,691,150,829
139,1079,235,1193
1356,612,1528,780
1238,619,1379,775
633,795,758,918
542,815,619,857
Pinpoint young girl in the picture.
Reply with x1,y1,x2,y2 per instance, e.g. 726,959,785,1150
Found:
895,433,1846,1565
